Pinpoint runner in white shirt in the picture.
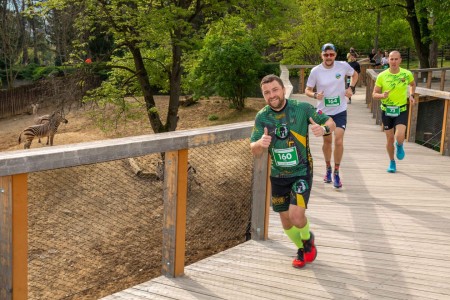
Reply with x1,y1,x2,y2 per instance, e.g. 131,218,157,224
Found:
305,43,358,188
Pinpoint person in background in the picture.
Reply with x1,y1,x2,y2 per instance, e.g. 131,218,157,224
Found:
369,48,376,64
381,50,389,69
346,52,361,104
349,47,359,58
372,51,416,173
305,43,358,189
374,49,383,68
250,74,336,268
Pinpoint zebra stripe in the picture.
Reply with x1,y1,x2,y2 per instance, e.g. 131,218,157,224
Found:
18,111,68,149
31,103,50,143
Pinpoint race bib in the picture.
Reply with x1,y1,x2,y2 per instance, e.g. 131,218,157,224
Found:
272,147,299,167
386,105,400,117
324,96,340,107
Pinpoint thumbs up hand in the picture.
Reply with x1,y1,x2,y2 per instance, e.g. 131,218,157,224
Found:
310,117,325,137
259,127,272,148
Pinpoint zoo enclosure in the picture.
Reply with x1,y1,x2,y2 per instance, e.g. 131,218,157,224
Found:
0,122,271,300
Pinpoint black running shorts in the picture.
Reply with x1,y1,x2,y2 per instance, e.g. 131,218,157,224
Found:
382,110,408,130
270,176,312,212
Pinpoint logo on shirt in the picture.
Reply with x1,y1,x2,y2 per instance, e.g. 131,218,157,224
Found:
335,73,342,79
275,124,289,139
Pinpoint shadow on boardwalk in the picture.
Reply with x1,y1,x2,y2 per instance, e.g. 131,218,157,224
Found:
103,88,450,300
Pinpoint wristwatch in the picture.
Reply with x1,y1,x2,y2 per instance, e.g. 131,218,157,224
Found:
321,125,330,135
313,92,318,99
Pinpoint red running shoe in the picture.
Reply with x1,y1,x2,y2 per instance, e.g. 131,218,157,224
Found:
303,231,317,263
292,248,306,268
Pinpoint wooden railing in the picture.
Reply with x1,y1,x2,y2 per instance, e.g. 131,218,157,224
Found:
281,62,371,94
411,67,450,91
365,68,450,156
0,122,271,300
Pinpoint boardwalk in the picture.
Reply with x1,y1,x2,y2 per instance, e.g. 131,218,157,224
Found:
103,90,450,300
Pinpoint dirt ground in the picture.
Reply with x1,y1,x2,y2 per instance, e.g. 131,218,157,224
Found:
2,96,265,151
1,96,266,300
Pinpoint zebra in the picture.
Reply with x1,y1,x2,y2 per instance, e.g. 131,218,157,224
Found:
31,103,51,143
18,111,68,149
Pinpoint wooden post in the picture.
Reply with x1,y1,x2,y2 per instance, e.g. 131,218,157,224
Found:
407,94,420,142
441,100,449,155
299,68,305,94
0,176,12,300
161,150,188,277
0,174,28,300
426,71,432,89
251,151,270,241
263,157,271,240
440,70,446,91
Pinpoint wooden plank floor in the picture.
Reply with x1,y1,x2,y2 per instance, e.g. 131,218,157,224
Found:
102,90,450,300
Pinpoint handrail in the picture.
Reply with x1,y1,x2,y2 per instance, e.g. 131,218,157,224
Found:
365,68,450,156
0,121,254,176
0,121,272,299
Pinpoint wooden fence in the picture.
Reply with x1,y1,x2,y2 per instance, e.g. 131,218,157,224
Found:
0,121,271,300
0,74,102,119
0,85,38,118
365,68,450,155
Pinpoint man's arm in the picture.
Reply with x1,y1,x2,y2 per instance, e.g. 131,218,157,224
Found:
372,85,390,99
309,116,336,137
324,117,336,133
250,127,271,157
349,71,359,90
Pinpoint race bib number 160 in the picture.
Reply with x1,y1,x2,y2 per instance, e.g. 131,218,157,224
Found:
272,147,299,167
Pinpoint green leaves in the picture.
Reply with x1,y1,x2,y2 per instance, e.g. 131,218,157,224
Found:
186,16,264,110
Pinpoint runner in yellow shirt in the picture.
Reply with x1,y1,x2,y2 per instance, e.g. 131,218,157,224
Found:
372,51,416,173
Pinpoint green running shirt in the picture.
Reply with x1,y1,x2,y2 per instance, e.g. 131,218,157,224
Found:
375,67,414,110
250,99,330,178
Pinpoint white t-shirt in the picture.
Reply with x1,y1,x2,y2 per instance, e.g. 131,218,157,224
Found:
306,61,355,115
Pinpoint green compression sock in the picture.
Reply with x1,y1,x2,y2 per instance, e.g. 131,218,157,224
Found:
296,220,311,240
284,226,304,249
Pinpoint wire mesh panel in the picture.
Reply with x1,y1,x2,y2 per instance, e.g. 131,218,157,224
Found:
415,99,444,151
185,139,253,265
28,153,164,299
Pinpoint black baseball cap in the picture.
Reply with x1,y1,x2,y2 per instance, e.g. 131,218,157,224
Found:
321,43,336,52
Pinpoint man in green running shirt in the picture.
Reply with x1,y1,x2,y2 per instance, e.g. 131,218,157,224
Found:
250,74,336,268
372,50,416,173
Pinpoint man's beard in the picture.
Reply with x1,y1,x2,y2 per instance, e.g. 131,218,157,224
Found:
269,97,285,110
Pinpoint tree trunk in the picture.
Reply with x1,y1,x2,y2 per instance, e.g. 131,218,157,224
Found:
374,10,380,51
128,44,163,133
405,0,430,71
429,40,438,68
166,29,183,132
30,18,40,64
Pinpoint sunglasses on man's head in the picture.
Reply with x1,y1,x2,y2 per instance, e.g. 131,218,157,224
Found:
322,53,336,58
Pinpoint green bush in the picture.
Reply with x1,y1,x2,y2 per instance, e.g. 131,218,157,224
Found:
208,114,219,121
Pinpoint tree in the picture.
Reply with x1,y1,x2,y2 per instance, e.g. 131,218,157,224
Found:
41,0,291,134
187,16,264,111
0,0,27,88
279,0,448,68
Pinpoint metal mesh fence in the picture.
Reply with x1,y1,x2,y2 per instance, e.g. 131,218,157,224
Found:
27,138,252,299
415,100,444,151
